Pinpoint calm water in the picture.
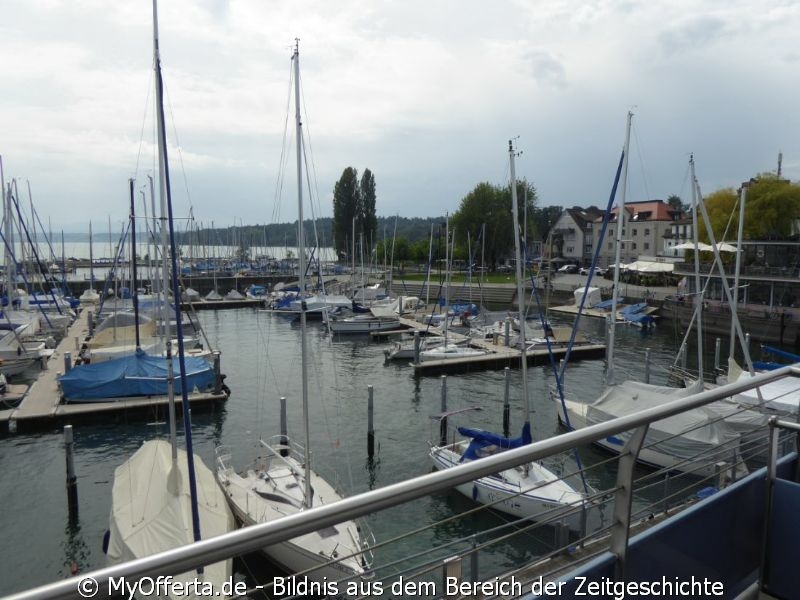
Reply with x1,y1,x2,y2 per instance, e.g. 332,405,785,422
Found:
0,308,712,596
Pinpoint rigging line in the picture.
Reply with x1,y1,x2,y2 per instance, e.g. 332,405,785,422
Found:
631,118,652,201
134,67,154,181
271,60,294,226
161,77,195,213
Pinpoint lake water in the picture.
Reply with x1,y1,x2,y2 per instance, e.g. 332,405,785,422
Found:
0,307,720,597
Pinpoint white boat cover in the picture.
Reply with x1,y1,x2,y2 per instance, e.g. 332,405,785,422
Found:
107,440,234,598
733,367,800,413
573,287,602,308
586,380,742,460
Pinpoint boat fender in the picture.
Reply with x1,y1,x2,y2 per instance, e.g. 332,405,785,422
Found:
472,484,479,501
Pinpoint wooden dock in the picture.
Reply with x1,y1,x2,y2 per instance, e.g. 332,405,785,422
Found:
0,310,228,435
389,317,606,376
549,303,659,322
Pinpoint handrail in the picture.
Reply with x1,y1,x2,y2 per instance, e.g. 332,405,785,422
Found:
8,364,800,600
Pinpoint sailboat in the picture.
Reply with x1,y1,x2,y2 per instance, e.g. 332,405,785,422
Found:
554,116,755,479
105,1,234,595
79,221,100,305
429,140,585,528
215,42,373,583
417,216,490,361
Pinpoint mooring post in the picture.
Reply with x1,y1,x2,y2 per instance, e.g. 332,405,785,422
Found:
212,350,221,393
502,367,511,438
87,311,94,337
367,385,375,457
714,338,721,372
504,317,511,347
680,345,687,369
279,397,288,457
440,375,448,447
65,425,78,523
413,330,421,365
64,351,72,373
644,348,651,384
745,333,751,353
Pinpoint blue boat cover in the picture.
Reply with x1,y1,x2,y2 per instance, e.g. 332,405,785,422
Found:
621,302,648,315
58,348,215,401
458,422,532,461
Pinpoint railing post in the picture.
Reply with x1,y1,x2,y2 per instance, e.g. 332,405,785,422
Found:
714,338,721,372
470,535,479,582
760,416,780,594
64,351,72,373
611,425,648,580
443,555,462,598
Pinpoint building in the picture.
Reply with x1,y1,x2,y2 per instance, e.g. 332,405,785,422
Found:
591,200,683,266
549,206,604,267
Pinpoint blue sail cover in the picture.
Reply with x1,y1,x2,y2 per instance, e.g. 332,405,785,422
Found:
58,349,215,402
458,422,532,462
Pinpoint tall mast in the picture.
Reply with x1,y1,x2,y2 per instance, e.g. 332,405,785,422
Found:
690,156,704,380
509,140,530,421
293,41,312,509
729,185,746,360
605,111,633,387
152,0,202,544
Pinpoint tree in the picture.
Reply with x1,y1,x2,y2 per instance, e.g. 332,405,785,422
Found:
332,167,360,259
450,180,537,268
699,176,800,243
332,167,379,260
359,169,378,250
666,194,688,214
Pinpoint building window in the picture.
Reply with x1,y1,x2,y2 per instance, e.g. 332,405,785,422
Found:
632,242,637,250
632,228,638,236
644,242,650,250
608,242,613,250
644,228,650,236
566,246,574,253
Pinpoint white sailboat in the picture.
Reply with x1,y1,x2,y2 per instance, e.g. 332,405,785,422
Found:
105,2,234,595
430,140,585,528
553,116,754,479
79,221,100,305
215,42,373,584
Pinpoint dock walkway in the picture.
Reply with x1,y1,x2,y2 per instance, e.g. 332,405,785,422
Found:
390,317,606,375
1,310,228,435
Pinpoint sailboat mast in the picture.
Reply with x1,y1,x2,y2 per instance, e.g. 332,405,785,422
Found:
689,156,704,379
508,140,530,419
152,0,202,544
129,178,141,349
605,111,633,387
729,186,747,360
293,41,313,509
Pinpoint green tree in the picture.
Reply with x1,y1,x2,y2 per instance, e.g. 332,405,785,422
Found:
450,180,537,268
666,194,689,215
698,188,737,244
332,167,379,260
332,167,360,259
359,169,378,250
744,175,800,239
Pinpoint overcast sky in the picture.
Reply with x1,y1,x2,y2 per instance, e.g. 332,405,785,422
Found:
1,0,798,233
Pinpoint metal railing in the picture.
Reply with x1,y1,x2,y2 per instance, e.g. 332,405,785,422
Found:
7,364,800,600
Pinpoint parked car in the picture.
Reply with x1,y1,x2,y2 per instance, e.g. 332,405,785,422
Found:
579,266,606,276
557,264,578,274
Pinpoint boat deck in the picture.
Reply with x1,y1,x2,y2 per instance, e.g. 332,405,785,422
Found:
0,310,228,435
390,317,606,375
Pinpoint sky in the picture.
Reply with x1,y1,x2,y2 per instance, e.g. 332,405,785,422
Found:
1,0,799,234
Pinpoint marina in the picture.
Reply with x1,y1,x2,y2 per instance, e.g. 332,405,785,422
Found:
0,301,786,597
